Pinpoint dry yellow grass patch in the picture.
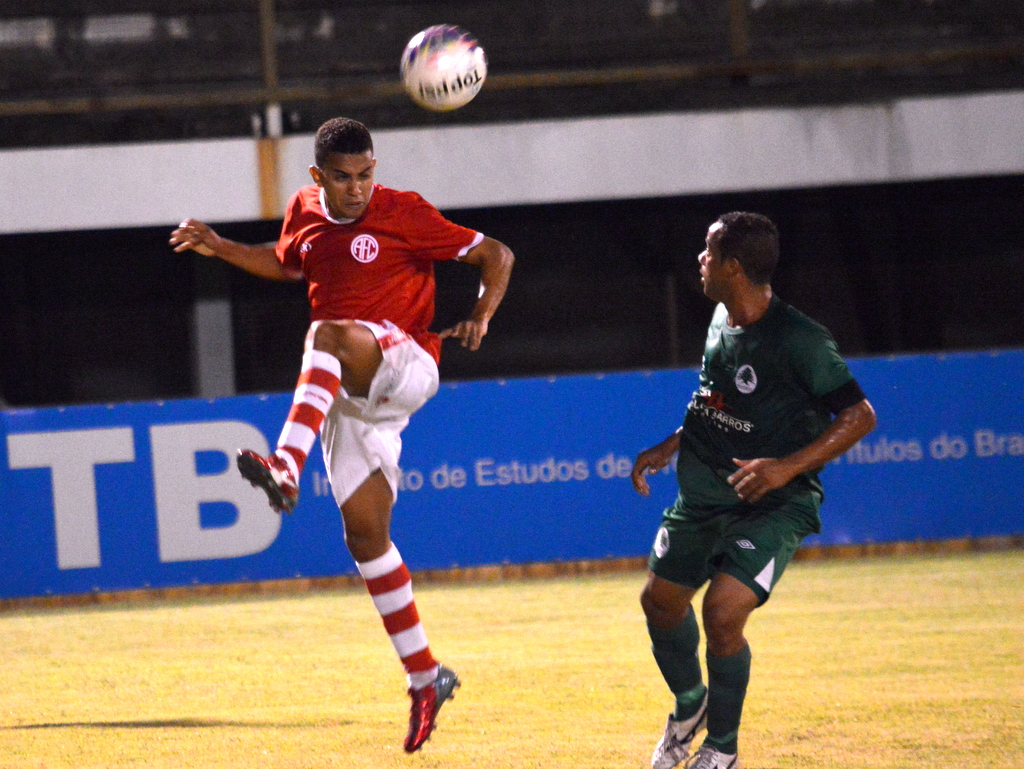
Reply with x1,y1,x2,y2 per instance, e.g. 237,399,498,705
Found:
1,550,1021,769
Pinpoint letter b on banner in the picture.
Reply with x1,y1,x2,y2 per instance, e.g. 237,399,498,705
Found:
151,421,281,562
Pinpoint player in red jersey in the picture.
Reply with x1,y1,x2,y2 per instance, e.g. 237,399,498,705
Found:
170,117,514,752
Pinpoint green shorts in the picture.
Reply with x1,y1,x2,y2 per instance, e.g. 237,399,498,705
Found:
648,496,818,605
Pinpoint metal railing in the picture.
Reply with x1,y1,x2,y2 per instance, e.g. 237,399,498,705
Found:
1,1,1021,124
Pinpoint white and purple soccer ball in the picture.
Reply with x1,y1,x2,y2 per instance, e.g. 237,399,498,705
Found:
400,25,487,111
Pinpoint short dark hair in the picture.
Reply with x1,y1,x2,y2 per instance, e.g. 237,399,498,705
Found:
314,118,374,167
714,211,779,285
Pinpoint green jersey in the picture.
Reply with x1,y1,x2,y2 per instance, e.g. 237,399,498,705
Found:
676,295,855,511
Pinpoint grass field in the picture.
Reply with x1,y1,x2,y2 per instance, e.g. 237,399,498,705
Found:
1,550,1022,769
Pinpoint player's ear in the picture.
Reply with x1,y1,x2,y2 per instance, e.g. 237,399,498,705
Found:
309,165,324,186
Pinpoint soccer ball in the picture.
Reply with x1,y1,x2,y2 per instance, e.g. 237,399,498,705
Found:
400,25,487,111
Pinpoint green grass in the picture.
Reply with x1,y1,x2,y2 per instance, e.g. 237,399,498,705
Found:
1,550,1022,768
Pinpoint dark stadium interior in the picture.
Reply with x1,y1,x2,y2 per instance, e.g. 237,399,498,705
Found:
2,0,1023,146
0,0,1022,407
2,175,1022,408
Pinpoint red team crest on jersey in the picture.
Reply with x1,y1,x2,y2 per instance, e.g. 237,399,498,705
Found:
351,234,380,263
276,184,481,363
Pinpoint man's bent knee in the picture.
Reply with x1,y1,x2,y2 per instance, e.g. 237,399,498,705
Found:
641,572,696,629
701,574,758,655
340,470,394,563
310,320,371,354
308,320,382,397
343,528,390,563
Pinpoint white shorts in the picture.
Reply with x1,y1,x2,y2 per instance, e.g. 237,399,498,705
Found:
317,320,439,508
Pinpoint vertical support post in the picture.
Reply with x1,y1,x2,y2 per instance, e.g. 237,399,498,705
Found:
727,0,751,69
257,125,281,220
192,260,237,399
257,0,283,220
259,0,279,96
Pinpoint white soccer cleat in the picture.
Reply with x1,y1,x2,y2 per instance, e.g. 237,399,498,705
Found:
651,694,708,769
685,744,739,769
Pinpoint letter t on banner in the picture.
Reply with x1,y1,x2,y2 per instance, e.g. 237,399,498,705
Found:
150,421,281,562
7,427,136,570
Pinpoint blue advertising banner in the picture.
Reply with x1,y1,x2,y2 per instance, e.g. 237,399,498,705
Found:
2,350,1022,600
818,349,1024,545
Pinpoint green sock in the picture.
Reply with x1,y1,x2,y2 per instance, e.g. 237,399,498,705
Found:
647,610,707,720
703,643,751,756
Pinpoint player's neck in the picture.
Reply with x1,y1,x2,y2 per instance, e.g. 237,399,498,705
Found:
725,285,773,328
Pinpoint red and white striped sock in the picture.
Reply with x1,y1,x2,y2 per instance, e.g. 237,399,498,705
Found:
274,349,341,479
357,543,439,690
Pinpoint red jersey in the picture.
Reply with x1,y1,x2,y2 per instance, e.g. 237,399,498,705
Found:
276,184,482,363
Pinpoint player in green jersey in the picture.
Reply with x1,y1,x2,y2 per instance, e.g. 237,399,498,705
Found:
631,212,876,769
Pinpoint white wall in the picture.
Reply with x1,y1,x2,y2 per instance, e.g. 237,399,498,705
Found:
3,89,1023,235
0,138,260,234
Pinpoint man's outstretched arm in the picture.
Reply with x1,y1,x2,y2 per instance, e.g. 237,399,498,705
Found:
170,219,302,281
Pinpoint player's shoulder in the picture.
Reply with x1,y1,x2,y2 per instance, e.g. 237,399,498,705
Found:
766,297,839,354
292,184,320,203
284,184,322,215
370,185,433,212
770,296,830,335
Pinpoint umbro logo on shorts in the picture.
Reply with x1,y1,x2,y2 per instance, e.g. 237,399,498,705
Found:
736,539,756,550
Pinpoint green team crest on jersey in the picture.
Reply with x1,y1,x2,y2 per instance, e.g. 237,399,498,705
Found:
735,364,757,393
